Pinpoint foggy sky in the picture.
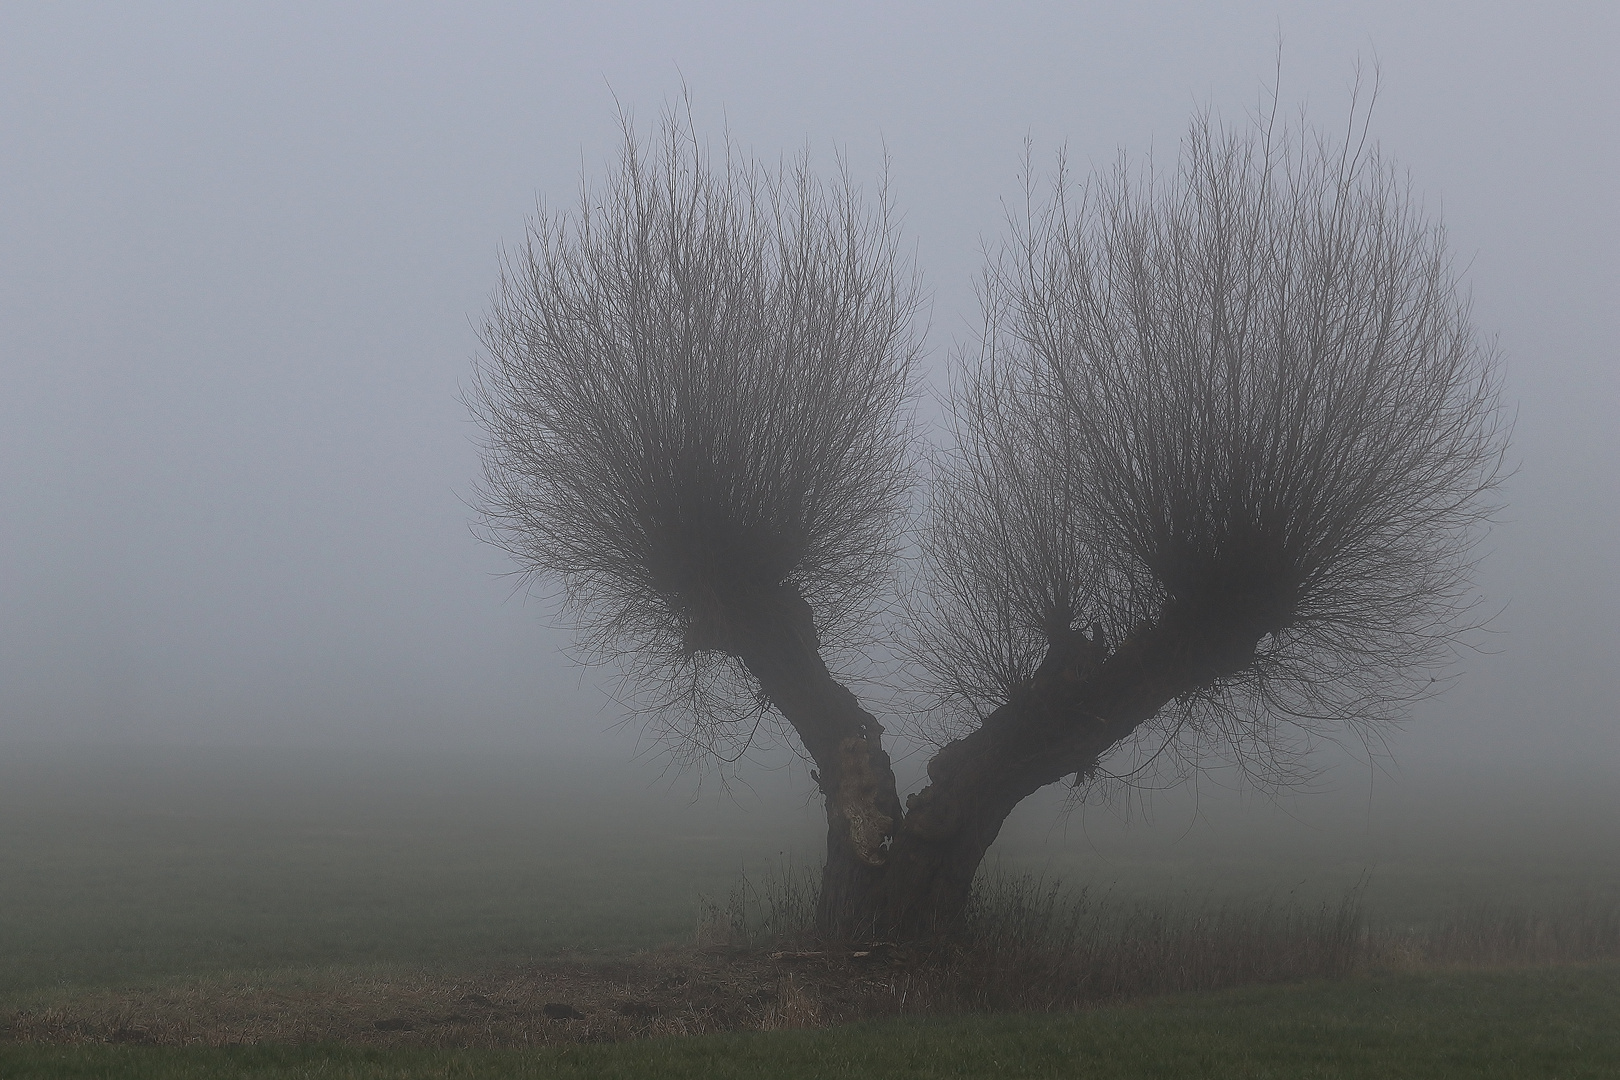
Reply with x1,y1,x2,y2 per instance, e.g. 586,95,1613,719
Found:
1,3,1615,785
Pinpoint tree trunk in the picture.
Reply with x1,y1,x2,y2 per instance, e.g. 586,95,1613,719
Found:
870,608,1269,937
728,585,1269,940
725,584,904,937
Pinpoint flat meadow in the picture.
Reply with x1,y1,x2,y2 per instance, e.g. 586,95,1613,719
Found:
1,744,1616,1077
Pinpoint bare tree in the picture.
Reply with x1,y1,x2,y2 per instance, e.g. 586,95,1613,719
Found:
470,110,921,926
471,102,1507,938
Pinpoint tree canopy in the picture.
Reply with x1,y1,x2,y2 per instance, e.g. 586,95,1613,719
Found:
470,102,1507,936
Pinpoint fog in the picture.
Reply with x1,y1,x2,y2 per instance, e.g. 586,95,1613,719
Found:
1,2,1615,820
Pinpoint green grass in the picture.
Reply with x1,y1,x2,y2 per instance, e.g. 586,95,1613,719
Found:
3,966,1617,1078
0,745,822,995
4,747,1619,1076
2,745,1616,999
992,768,1620,929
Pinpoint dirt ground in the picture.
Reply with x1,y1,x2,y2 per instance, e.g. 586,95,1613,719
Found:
2,945,928,1048
11,900,1610,1049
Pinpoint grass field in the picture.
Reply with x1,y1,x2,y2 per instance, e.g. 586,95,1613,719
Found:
3,966,1618,1078
1,744,1616,1075
4,744,1616,995
0,745,825,995
0,744,1613,997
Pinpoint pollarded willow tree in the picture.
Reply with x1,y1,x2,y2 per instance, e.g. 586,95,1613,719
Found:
469,105,1507,938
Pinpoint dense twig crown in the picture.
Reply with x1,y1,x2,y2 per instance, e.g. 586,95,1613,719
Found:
913,109,1508,757
470,110,920,752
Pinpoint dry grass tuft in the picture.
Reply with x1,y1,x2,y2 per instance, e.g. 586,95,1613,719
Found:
1376,899,1620,969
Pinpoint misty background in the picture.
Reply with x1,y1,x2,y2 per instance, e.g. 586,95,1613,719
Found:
1,1,1614,850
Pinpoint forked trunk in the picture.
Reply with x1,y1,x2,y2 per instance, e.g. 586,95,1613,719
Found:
815,775,1008,939
731,584,1270,941
872,819,1002,937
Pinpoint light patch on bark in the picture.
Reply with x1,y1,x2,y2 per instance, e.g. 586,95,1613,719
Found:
831,736,893,866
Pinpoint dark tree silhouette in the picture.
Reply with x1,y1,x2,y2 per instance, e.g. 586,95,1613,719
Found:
470,104,1507,937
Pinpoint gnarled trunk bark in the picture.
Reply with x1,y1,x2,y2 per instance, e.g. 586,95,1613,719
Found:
872,609,1266,935
725,584,1270,940
722,584,904,936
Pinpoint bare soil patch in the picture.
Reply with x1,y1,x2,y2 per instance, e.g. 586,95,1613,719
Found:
1,946,927,1048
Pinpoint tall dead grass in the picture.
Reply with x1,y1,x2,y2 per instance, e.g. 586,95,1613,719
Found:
1392,900,1620,968
700,868,1364,1011
949,874,1366,1008
701,866,1620,1014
